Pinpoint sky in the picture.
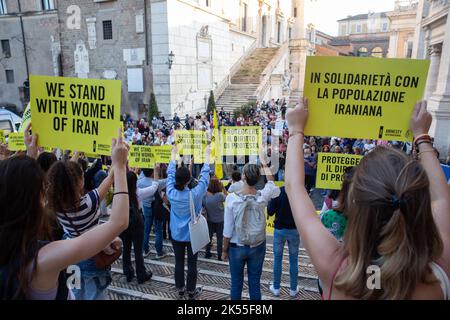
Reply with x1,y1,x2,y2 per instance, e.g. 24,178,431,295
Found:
304,0,397,36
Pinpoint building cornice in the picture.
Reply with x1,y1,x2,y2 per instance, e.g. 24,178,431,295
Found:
0,9,58,19
176,0,231,23
421,4,449,27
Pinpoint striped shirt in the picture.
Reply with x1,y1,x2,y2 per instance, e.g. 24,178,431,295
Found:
56,189,101,238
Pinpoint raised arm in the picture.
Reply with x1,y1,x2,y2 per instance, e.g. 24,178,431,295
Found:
24,123,38,160
410,101,450,272
284,99,341,286
97,167,114,201
137,181,159,200
193,145,211,200
166,146,177,198
33,128,130,291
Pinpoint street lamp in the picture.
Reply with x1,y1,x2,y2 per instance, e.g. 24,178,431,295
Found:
167,51,175,69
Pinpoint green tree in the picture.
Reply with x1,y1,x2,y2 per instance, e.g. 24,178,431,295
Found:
148,92,159,120
207,90,216,114
234,102,254,119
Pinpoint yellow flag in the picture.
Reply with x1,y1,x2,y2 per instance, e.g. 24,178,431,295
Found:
212,109,223,179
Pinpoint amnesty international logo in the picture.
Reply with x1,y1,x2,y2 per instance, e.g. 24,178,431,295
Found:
404,129,412,140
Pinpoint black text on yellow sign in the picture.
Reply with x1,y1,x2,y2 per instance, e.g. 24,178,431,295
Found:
30,75,121,155
128,145,155,169
221,126,262,156
316,153,363,190
303,56,430,141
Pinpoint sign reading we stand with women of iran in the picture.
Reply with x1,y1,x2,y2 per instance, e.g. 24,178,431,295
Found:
303,56,430,142
30,75,122,156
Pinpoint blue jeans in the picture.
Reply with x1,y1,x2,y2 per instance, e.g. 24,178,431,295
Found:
71,257,112,300
228,241,266,300
142,205,164,254
273,228,299,291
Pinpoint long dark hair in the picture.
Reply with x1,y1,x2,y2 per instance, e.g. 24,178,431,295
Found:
47,161,84,212
175,166,191,191
126,171,139,210
335,147,443,299
0,155,51,298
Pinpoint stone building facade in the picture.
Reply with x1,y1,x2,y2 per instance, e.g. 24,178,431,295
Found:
331,11,391,57
412,0,450,160
56,0,153,117
0,0,61,112
386,0,418,58
0,0,313,117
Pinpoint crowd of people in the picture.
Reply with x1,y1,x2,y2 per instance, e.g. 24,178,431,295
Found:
0,96,449,301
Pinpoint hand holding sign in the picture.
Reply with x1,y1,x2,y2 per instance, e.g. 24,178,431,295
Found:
171,145,178,162
286,98,309,133
410,101,432,137
24,123,39,159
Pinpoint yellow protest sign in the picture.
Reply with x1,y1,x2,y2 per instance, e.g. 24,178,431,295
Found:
30,75,121,155
221,126,262,156
316,153,362,190
128,145,155,168
175,130,207,163
40,146,53,153
153,145,172,164
192,131,207,164
8,132,26,151
19,103,31,132
84,152,98,158
0,130,5,144
303,56,430,141
174,130,193,155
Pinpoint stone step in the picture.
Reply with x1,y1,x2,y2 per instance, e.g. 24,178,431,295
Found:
145,236,314,274
146,239,316,276
216,46,281,113
111,256,320,300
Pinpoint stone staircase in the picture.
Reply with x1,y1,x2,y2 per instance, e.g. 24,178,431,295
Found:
216,47,280,113
107,191,326,300
108,234,320,300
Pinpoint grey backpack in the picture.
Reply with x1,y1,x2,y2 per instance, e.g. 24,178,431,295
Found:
234,192,266,246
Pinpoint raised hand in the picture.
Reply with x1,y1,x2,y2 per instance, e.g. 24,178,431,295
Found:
286,98,309,133
410,101,432,137
24,123,39,159
111,127,129,168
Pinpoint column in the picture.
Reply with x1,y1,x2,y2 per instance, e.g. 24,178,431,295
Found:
387,30,399,58
424,44,441,100
428,11,450,161
411,0,428,59
289,0,308,105
292,0,305,39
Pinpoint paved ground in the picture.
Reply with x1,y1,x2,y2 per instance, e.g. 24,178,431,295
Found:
107,189,325,300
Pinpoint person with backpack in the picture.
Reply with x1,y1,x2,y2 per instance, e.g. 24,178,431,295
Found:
223,163,280,300
0,125,130,300
120,169,162,284
166,145,211,300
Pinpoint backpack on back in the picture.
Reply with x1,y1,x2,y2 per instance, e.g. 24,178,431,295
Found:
234,193,266,246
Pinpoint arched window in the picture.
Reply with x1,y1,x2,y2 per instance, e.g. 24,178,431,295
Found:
371,47,383,58
358,47,368,57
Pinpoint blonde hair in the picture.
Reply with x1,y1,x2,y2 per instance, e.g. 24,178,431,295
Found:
334,147,443,299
